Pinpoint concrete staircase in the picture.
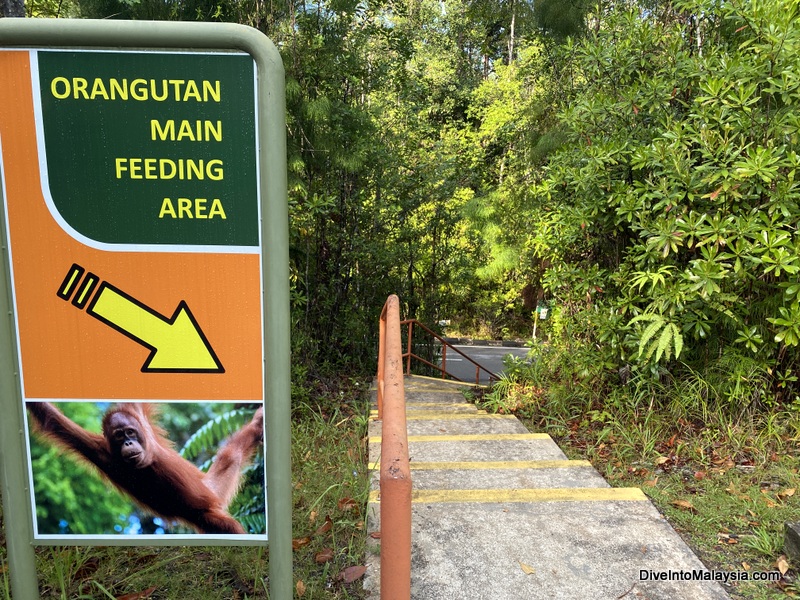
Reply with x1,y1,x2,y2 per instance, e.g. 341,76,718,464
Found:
365,375,730,600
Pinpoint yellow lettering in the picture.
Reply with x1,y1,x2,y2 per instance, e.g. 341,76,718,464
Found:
128,158,143,179
72,78,89,100
46,78,220,102
209,199,226,219
110,79,128,100
144,158,158,180
114,158,225,180
177,120,196,141
115,158,128,179
168,80,185,100
159,159,176,179
195,198,208,218
207,159,224,180
183,80,202,102
206,121,222,142
178,198,193,218
150,80,168,102
151,120,175,142
159,198,177,219
90,78,109,100
130,79,148,101
203,80,221,102
50,77,70,99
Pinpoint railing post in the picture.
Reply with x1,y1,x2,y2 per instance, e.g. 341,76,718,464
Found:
441,344,447,379
405,320,413,376
379,295,412,599
377,305,386,419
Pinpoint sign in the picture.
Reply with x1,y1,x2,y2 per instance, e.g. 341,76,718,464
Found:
3,49,263,405
0,22,291,599
0,46,265,540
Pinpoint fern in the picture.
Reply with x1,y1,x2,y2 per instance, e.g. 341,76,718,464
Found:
180,408,257,463
629,313,684,364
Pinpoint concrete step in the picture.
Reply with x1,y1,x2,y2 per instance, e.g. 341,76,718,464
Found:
370,432,570,462
400,462,610,490
370,413,529,437
365,375,730,600
367,495,729,600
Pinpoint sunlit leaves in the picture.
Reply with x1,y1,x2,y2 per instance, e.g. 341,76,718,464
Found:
767,306,800,347
629,313,684,364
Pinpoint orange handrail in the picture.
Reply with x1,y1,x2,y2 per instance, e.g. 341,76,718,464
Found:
376,295,412,599
401,319,500,385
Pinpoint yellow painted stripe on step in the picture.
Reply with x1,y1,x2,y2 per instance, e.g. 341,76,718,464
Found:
373,402,477,408
369,433,551,443
405,388,473,393
368,487,647,503
371,405,480,415
368,459,592,470
372,412,509,421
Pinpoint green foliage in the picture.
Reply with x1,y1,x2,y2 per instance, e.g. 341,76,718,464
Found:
466,0,800,405
29,402,132,535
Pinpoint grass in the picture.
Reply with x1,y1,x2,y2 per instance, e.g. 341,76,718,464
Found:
0,378,371,600
470,367,800,600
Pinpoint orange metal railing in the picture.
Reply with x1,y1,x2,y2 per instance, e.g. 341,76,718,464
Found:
401,319,499,385
376,295,412,599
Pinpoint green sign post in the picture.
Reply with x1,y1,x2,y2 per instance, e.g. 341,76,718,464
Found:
0,19,291,600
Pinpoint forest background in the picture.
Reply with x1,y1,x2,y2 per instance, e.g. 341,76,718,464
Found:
3,0,800,597
7,0,799,404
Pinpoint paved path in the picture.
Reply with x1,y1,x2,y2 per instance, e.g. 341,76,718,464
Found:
365,375,730,600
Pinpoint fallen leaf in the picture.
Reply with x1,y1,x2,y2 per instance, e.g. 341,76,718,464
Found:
315,515,333,536
338,497,358,512
116,587,157,600
671,500,697,513
519,561,536,575
369,531,381,539
315,548,335,564
655,456,670,465
338,565,367,584
296,580,306,597
764,498,777,509
694,471,707,480
741,562,751,571
292,537,311,550
777,555,790,575
778,488,796,498
75,557,100,580
643,478,659,487
309,510,318,524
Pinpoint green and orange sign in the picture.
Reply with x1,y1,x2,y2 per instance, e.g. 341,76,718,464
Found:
0,48,263,401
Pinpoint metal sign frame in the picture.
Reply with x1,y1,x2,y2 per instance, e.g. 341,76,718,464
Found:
0,19,291,600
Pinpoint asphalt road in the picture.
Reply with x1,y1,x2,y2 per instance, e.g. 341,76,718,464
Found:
441,344,530,385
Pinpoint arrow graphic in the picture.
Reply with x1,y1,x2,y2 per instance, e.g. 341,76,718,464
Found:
57,263,224,373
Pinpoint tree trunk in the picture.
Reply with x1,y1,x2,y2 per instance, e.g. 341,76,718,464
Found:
1,0,25,17
508,2,516,64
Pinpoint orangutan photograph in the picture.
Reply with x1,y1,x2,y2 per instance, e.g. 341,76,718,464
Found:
26,400,265,537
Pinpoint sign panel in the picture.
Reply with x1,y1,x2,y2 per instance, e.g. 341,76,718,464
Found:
0,47,265,541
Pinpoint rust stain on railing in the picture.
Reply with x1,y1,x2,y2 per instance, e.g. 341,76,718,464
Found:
376,295,411,599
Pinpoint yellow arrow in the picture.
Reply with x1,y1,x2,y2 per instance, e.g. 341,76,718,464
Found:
84,281,223,373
